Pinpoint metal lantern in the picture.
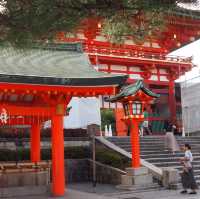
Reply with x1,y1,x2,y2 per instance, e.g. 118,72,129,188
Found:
123,101,143,118
123,103,130,116
105,80,160,168
132,101,142,115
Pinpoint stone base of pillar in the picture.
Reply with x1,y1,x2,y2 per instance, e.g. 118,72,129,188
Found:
162,167,179,189
117,167,155,190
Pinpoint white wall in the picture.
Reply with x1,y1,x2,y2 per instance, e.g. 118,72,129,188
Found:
44,97,101,129
181,78,200,133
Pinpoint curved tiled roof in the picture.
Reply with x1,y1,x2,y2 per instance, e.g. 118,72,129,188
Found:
171,6,200,19
105,80,160,102
0,43,128,86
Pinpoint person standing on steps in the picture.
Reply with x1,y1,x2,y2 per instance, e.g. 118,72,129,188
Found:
164,120,180,154
142,108,152,135
180,143,198,194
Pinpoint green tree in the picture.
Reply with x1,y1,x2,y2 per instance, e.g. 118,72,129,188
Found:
0,0,198,47
101,108,116,132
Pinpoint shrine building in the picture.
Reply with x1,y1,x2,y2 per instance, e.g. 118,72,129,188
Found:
0,43,127,196
58,8,200,135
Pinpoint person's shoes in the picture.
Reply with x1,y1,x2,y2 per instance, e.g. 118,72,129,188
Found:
189,191,197,194
164,149,168,151
180,190,187,194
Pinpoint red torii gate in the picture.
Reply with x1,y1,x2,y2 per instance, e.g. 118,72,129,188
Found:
0,43,127,196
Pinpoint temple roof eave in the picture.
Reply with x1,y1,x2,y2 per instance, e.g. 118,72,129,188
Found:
0,74,128,87
106,80,160,103
0,43,128,87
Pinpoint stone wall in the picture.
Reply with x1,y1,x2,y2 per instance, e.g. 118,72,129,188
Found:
65,159,91,183
88,160,126,185
0,170,49,188
65,159,125,185
0,140,90,150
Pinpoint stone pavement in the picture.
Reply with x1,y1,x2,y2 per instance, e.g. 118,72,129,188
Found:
132,190,200,199
68,183,200,199
0,187,117,199
1,183,200,199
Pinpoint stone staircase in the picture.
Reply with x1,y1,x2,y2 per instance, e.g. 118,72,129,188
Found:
106,136,200,184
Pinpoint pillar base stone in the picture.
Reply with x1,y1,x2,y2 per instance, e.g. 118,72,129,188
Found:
126,167,148,176
162,167,179,189
118,167,155,190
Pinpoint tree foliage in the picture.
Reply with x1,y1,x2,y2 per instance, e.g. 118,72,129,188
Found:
101,108,116,132
0,0,198,47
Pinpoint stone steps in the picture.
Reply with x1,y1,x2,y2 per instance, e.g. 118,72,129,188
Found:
141,152,200,158
121,147,200,153
144,156,200,163
112,140,200,144
106,136,200,185
153,160,200,167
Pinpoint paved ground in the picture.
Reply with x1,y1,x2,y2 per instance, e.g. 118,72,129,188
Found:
0,189,115,199
1,183,200,199
68,183,200,199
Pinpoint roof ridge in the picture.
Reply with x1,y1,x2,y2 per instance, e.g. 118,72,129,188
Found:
0,42,84,53
32,42,83,53
169,7,200,19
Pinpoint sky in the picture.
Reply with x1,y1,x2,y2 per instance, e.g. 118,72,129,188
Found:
174,1,200,82
178,1,200,10
170,39,200,82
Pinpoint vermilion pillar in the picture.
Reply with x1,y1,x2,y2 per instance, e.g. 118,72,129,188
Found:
168,80,176,121
130,119,141,168
30,124,41,163
115,108,127,136
52,114,65,196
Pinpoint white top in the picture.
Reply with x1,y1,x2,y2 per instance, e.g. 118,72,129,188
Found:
143,120,149,128
184,150,193,168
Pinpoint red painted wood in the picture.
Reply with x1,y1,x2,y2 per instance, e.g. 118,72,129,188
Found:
89,54,192,69
51,114,65,196
130,119,141,168
115,108,127,136
0,82,116,96
0,117,50,125
0,104,54,116
31,124,41,163
168,80,176,121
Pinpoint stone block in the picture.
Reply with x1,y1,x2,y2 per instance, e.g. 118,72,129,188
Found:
0,185,48,197
133,174,153,185
162,167,179,188
7,172,24,187
121,175,133,186
0,170,49,188
121,173,153,186
126,167,148,176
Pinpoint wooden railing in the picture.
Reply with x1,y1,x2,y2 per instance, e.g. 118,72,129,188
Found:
84,44,193,64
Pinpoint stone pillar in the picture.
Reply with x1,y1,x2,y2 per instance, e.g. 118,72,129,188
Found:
30,124,41,163
52,112,65,196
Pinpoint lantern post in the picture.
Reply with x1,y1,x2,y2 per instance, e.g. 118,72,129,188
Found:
105,80,159,187
123,101,144,168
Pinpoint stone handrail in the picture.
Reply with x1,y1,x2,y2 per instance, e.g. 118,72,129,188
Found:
96,136,163,181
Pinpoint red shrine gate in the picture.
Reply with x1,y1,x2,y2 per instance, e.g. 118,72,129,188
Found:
0,43,127,196
58,9,200,135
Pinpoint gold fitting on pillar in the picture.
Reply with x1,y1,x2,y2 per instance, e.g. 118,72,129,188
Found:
56,104,65,115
